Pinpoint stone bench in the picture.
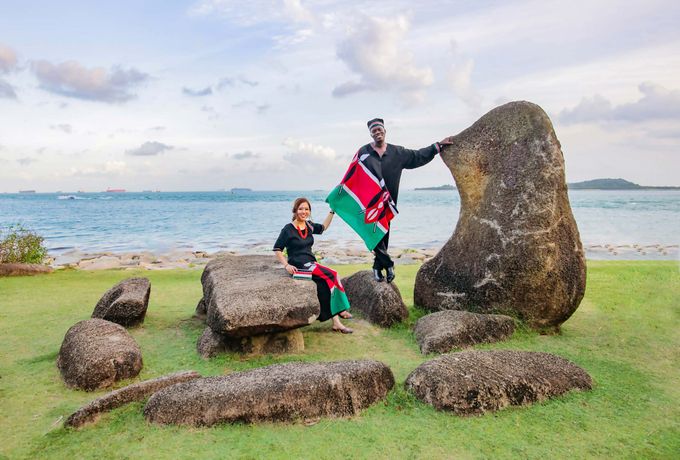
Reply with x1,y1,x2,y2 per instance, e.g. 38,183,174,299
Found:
196,255,319,356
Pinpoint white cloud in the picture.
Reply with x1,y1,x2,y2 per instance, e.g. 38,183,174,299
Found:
125,141,174,156
282,137,337,164
282,0,314,23
0,79,16,99
68,161,127,177
560,82,680,124
448,58,481,109
17,157,36,166
230,150,260,160
182,86,213,97
30,60,149,103
333,14,433,103
0,44,18,73
50,123,73,133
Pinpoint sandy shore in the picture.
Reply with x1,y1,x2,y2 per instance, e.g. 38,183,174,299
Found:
45,241,679,271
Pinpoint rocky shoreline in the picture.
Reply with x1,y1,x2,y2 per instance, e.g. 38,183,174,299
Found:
41,241,679,271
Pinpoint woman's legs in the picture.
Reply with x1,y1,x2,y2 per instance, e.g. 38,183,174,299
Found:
314,278,352,333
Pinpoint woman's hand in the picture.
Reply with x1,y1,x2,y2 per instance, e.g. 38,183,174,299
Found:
285,264,296,275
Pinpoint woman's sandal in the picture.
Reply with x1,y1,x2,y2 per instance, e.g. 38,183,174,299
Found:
339,311,353,319
332,326,353,334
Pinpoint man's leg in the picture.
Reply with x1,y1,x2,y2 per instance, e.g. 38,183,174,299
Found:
373,231,393,281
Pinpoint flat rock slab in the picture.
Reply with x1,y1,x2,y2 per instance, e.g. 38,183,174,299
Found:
58,319,143,391
415,101,586,330
65,371,201,428
144,360,395,426
200,255,319,337
342,270,408,327
91,277,151,327
414,310,515,354
405,350,592,416
0,263,53,277
197,326,304,358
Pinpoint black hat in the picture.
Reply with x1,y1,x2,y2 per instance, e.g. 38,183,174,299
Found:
367,118,385,131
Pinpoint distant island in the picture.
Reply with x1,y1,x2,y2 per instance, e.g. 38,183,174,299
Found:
414,179,679,191
230,188,252,193
414,184,456,191
568,178,680,190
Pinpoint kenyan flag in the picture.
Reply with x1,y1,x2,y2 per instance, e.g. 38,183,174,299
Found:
326,151,397,251
298,264,350,316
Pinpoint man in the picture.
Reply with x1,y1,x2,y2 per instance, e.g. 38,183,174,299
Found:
361,117,453,282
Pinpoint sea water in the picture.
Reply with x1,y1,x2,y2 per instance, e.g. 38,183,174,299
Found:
1,190,678,259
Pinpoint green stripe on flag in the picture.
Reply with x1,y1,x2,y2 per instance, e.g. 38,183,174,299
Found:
326,184,387,250
330,289,351,316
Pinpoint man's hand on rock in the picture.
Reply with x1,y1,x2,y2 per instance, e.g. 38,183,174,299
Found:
439,136,454,145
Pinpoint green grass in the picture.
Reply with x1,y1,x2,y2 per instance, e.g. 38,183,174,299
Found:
1,261,679,459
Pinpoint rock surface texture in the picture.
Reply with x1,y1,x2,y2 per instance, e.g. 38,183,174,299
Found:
405,350,592,415
414,101,586,329
91,277,151,327
196,327,304,358
414,310,515,354
200,255,319,337
342,270,408,327
144,360,394,426
65,371,201,428
57,319,143,391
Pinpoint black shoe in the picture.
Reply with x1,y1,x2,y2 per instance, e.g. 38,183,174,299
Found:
373,268,385,282
386,266,395,283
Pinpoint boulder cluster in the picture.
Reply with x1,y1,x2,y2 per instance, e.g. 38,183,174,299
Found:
58,277,151,391
54,101,592,428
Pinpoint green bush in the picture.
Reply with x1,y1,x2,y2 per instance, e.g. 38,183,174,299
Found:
0,224,48,264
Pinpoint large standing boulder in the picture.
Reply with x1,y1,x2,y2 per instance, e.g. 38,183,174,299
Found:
91,277,151,327
405,350,592,416
57,319,143,391
342,270,408,327
144,360,395,426
414,101,586,329
414,310,515,354
200,255,319,337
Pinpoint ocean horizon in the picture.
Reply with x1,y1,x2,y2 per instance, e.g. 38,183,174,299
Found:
1,189,678,260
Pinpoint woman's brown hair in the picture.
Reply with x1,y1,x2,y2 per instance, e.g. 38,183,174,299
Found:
291,197,311,222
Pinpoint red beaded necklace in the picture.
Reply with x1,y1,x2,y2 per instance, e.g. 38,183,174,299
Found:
296,222,308,239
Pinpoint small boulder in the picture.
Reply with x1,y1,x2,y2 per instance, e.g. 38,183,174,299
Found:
65,370,201,428
91,277,151,327
201,255,319,337
196,327,227,359
414,310,515,354
342,270,408,327
144,360,394,426
57,319,143,391
405,350,592,416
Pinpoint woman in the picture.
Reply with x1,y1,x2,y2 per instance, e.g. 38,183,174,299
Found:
273,197,353,334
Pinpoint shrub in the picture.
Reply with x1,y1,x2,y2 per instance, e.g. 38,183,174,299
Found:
0,224,48,264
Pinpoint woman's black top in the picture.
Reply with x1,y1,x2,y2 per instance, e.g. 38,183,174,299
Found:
273,222,324,268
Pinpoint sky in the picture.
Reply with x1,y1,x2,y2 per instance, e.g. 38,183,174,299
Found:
1,0,679,192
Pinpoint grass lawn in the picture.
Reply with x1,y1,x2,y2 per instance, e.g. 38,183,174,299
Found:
1,261,679,459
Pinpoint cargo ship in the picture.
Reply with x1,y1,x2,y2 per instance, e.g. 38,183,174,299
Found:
106,188,126,193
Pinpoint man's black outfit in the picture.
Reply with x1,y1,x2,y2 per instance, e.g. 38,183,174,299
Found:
356,142,440,273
